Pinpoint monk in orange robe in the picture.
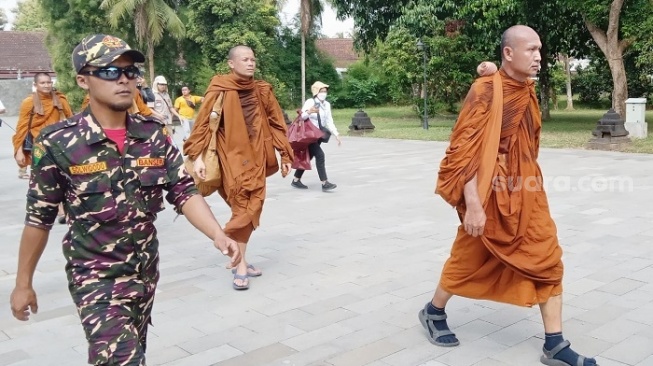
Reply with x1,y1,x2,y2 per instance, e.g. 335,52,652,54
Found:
12,73,73,178
420,26,597,366
184,45,293,290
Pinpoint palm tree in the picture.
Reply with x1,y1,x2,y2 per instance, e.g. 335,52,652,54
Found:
299,0,324,102
100,0,185,82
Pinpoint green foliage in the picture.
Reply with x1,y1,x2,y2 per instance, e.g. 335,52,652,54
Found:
39,0,122,110
331,62,387,108
12,0,48,31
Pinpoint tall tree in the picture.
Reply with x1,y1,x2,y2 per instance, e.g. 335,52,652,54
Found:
569,0,653,116
299,0,324,101
12,0,48,31
100,0,186,82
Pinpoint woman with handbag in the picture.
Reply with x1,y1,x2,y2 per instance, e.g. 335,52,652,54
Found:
291,81,341,192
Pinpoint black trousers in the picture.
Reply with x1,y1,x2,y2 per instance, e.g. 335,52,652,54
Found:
294,141,327,181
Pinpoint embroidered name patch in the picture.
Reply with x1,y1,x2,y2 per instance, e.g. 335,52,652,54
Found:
137,158,165,167
69,162,108,175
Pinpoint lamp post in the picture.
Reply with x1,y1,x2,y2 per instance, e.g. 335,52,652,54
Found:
416,38,428,130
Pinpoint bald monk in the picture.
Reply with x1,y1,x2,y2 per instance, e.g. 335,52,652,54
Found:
80,91,164,120
184,45,293,290
12,73,73,179
420,26,597,366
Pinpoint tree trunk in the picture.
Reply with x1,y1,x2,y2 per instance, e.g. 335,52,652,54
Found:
147,39,155,84
539,47,551,121
301,32,306,103
563,54,574,110
584,0,629,117
608,52,628,116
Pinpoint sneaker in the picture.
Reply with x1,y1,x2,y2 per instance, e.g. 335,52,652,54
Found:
322,181,337,191
291,180,308,189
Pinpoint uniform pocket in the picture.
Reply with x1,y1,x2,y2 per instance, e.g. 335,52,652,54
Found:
70,173,117,222
137,168,169,214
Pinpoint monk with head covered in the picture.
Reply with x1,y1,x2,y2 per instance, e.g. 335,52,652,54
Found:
184,45,293,290
421,25,598,366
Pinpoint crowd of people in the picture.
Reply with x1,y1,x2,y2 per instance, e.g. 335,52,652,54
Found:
7,25,598,366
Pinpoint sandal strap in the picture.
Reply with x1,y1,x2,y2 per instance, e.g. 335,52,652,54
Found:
576,355,585,366
421,312,448,321
543,340,571,359
233,273,248,280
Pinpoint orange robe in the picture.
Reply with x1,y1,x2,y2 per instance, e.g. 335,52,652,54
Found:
12,92,73,167
184,73,293,243
436,70,563,307
81,93,153,116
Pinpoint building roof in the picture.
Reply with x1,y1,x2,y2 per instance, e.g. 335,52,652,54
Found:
315,38,360,69
0,31,54,79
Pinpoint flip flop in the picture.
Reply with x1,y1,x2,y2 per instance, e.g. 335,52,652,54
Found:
232,273,249,290
540,340,589,366
231,264,262,277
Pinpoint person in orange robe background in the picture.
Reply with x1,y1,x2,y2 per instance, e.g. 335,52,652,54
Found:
420,26,597,366
12,73,73,179
184,45,293,291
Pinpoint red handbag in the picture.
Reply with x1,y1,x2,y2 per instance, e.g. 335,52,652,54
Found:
287,110,323,150
291,148,312,170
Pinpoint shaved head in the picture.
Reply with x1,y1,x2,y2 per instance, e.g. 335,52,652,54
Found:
499,25,542,81
500,25,538,60
228,45,254,60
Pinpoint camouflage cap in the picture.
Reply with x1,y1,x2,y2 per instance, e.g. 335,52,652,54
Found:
72,34,146,73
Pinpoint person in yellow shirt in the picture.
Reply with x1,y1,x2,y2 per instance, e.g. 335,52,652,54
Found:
174,86,203,141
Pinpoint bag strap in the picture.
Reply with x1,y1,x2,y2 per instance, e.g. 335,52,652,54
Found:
314,99,324,129
27,108,34,137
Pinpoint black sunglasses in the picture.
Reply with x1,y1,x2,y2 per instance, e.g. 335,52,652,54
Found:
80,65,141,81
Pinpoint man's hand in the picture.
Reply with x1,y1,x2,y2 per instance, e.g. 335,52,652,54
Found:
213,230,241,268
463,204,486,237
281,163,292,178
336,136,342,146
477,61,498,77
193,157,206,180
15,149,25,166
10,286,38,321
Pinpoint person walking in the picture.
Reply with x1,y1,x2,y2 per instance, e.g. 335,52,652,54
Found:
9,34,240,366
174,85,204,141
290,81,340,192
152,75,182,136
12,73,73,179
183,45,294,290
420,25,597,366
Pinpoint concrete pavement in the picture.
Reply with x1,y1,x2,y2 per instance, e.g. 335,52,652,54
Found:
0,115,652,366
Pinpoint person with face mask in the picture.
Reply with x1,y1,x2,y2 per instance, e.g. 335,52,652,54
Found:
291,81,341,191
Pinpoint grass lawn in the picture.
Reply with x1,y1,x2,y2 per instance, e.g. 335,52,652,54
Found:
324,105,653,154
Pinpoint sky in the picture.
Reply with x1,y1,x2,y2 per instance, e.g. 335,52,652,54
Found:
1,0,355,37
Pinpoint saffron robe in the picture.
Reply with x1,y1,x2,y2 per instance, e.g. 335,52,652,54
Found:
184,74,293,243
436,70,563,307
12,92,73,167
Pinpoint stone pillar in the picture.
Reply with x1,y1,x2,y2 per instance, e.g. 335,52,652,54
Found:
624,97,648,139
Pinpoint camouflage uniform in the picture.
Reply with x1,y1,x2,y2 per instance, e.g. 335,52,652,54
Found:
26,110,198,365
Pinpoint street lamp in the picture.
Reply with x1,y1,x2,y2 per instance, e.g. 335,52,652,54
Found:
416,38,428,130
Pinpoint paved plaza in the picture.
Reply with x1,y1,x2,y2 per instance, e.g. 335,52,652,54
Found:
0,115,652,366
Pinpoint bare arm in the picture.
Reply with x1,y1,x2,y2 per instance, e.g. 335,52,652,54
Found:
463,174,486,237
180,195,241,267
10,226,50,320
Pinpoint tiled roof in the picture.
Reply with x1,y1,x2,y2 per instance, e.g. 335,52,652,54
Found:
315,38,360,69
0,31,53,77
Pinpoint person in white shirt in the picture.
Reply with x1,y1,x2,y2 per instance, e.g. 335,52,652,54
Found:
291,81,341,192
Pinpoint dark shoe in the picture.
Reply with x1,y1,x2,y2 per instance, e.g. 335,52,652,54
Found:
322,181,337,191
57,215,66,224
291,180,308,189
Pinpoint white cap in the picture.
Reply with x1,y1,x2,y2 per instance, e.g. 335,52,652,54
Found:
153,75,167,85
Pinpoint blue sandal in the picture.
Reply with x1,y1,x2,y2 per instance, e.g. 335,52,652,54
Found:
232,273,249,290
231,264,262,277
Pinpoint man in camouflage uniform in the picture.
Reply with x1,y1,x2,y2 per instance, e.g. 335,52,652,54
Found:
9,34,241,366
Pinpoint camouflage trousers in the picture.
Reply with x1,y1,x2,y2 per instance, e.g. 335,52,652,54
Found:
76,284,156,366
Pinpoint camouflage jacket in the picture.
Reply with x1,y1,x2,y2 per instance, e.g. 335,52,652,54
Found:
25,110,198,305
